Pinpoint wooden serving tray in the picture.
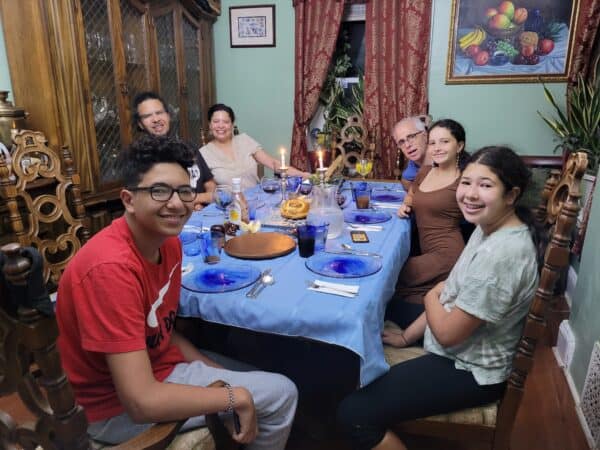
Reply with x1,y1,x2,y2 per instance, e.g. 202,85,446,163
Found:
224,232,296,260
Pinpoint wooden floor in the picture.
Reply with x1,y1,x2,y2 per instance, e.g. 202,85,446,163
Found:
0,342,589,450
287,342,590,450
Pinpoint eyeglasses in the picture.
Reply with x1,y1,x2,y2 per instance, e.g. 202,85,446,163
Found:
396,130,425,148
128,183,197,202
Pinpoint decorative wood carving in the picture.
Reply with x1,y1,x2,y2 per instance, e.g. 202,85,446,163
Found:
0,130,90,289
333,114,377,177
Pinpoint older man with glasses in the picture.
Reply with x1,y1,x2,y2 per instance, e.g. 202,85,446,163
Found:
392,116,431,190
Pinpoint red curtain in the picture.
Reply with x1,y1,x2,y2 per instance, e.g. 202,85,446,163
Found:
569,0,600,81
363,0,432,178
290,0,344,170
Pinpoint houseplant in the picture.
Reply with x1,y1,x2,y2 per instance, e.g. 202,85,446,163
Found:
538,57,600,175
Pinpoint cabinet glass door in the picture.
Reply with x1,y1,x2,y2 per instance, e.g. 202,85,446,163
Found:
121,0,150,97
81,0,122,184
182,15,203,146
154,12,181,137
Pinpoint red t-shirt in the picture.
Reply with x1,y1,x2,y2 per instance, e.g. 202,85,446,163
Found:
56,217,186,422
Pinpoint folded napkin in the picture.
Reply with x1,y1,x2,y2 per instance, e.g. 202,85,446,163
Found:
347,224,383,231
371,202,401,209
307,280,360,298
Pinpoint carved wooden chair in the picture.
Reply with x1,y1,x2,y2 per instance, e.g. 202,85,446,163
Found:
0,130,90,292
383,152,588,449
0,242,238,450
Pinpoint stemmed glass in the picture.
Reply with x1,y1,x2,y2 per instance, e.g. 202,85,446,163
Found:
214,185,233,219
355,158,373,180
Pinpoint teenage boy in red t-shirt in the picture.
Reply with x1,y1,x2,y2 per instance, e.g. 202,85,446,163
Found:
56,135,297,449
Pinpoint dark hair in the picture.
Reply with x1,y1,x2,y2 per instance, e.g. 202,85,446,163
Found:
466,146,544,267
132,91,169,126
207,103,235,123
429,119,470,170
118,135,195,187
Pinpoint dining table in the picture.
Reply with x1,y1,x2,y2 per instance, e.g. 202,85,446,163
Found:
178,181,411,387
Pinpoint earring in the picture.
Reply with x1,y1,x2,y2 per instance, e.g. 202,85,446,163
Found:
456,152,460,169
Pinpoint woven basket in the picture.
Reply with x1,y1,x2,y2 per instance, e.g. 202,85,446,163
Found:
484,22,523,40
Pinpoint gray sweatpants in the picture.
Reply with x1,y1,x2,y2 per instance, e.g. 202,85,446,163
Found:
88,351,298,450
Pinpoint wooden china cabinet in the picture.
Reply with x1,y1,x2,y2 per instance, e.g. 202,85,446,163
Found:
0,0,219,233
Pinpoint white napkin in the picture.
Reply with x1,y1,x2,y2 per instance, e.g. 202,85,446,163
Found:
371,202,401,209
347,224,383,231
308,280,360,298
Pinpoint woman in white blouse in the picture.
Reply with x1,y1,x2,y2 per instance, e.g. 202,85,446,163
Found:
200,104,309,190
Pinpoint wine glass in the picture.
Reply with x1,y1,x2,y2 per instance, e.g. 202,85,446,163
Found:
214,185,233,219
260,176,280,198
355,158,373,180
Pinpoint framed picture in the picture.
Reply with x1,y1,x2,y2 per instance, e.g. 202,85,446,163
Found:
446,0,580,84
229,5,276,48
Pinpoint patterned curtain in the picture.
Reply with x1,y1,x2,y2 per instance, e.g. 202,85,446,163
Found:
290,0,344,170
363,0,432,178
569,0,600,82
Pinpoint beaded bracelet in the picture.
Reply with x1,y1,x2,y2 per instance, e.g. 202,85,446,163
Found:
223,382,235,413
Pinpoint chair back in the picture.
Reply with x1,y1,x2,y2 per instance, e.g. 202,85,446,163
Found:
0,243,237,450
492,151,587,448
0,242,90,450
0,130,90,291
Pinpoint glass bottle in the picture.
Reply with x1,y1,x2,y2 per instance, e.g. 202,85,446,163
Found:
228,177,249,225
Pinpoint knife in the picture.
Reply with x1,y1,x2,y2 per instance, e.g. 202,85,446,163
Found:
325,250,382,258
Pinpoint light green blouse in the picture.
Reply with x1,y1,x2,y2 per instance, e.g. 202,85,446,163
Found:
424,224,539,385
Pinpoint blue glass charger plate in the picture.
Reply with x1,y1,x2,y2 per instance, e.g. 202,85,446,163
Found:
370,189,405,203
344,209,392,224
182,264,261,293
305,253,382,278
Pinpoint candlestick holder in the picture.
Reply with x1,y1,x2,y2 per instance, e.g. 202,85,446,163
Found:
279,166,289,205
316,167,328,186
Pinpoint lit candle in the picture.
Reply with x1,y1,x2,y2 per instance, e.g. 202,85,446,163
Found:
318,150,324,169
279,147,286,169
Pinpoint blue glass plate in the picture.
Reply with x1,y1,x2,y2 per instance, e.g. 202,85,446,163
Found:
182,264,261,293
370,190,405,203
305,253,382,278
344,209,392,224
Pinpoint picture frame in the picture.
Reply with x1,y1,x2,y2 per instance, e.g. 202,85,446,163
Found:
229,5,276,48
446,0,580,84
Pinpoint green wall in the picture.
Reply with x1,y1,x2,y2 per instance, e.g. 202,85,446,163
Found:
0,20,13,94
213,0,295,165
429,1,565,154
569,170,600,392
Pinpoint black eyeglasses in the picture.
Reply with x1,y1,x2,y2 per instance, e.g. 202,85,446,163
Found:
396,130,425,148
128,183,197,202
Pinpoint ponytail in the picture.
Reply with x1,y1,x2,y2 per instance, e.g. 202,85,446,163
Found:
514,205,546,270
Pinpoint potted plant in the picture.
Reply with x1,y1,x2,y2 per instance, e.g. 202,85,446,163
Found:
538,56,600,175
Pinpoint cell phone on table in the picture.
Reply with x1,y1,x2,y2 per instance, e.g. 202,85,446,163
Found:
233,411,241,434
350,230,369,243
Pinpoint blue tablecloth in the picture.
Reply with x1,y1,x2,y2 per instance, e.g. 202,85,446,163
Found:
178,182,411,386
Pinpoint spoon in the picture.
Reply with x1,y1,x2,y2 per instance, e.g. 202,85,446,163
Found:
246,269,272,298
250,273,275,298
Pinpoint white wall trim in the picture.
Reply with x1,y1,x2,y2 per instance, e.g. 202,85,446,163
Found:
554,352,597,449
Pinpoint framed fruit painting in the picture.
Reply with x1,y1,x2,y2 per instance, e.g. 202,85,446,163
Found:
446,0,580,84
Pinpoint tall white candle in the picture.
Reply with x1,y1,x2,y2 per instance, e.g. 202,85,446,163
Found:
279,147,286,168
318,150,324,169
